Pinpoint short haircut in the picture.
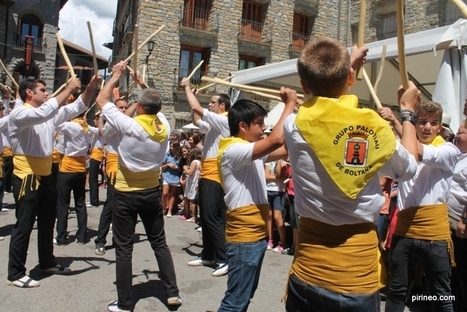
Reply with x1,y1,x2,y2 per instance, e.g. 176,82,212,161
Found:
297,37,350,98
19,78,46,102
138,88,162,114
228,99,267,136
216,93,231,111
417,101,443,120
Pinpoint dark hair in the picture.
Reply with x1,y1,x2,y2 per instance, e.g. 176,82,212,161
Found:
189,147,203,162
216,93,231,111
191,132,201,145
19,78,46,102
228,99,267,136
138,88,162,114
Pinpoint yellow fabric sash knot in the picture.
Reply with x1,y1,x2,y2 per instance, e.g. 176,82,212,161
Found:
106,152,119,184
115,165,160,192
288,217,384,295
72,117,89,133
52,149,60,164
295,95,396,199
217,137,249,188
13,155,52,199
395,204,455,266
225,204,269,243
60,155,86,173
200,158,219,183
430,135,446,147
3,147,12,157
134,114,168,142
90,148,104,162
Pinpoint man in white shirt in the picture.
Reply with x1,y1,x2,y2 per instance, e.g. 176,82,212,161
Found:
7,75,99,288
96,62,181,312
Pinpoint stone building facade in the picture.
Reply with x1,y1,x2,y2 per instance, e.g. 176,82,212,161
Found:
0,0,68,90
111,0,465,129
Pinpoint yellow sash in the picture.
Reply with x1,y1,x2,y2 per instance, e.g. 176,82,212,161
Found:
106,152,119,183
225,204,269,243
201,158,220,183
52,149,60,164
216,137,249,187
72,117,89,133
134,114,168,142
115,165,160,192
3,147,12,157
395,204,455,266
60,155,86,173
289,217,384,295
295,95,396,199
13,155,52,199
90,148,104,162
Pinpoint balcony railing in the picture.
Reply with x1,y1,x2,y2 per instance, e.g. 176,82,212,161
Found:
176,69,209,91
182,6,210,31
15,34,44,52
290,31,309,51
240,19,263,42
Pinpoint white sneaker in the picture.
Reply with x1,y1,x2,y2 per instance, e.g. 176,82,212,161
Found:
197,226,202,232
167,295,182,306
107,300,131,312
211,263,228,277
85,202,92,208
187,257,216,266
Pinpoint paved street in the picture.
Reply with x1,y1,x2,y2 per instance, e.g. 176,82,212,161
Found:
0,187,293,312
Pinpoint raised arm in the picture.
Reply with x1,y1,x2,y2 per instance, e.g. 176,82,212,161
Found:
379,106,402,138
97,61,127,110
397,81,421,161
181,77,203,124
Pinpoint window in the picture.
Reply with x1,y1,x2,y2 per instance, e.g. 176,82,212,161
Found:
183,0,211,30
351,24,358,45
291,13,313,50
179,46,210,87
241,1,264,42
238,55,264,70
17,14,43,51
381,13,397,39
445,0,466,25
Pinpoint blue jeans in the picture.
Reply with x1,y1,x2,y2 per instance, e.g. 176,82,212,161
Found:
218,239,267,312
286,274,380,312
386,235,453,312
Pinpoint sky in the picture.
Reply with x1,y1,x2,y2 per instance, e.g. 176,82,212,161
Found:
58,0,118,59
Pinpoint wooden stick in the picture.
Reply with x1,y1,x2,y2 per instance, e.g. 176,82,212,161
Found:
242,89,282,101
56,32,76,78
373,44,387,94
356,0,367,80
201,76,305,99
0,59,19,89
123,25,165,63
396,0,409,89
362,67,382,109
87,21,99,74
51,77,74,98
187,60,204,80
198,75,235,91
86,102,97,114
126,65,149,89
142,64,146,84
0,82,16,101
449,0,467,17
133,24,139,76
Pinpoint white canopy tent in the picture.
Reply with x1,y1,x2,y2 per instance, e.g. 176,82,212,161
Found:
232,19,467,132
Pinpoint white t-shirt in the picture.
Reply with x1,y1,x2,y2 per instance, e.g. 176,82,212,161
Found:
284,113,418,225
447,153,467,217
197,109,230,159
220,142,268,210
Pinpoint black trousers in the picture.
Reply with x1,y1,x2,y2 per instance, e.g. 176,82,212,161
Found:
88,158,101,206
8,174,57,280
113,187,179,309
95,173,115,247
199,178,227,263
55,171,87,243
3,155,12,192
